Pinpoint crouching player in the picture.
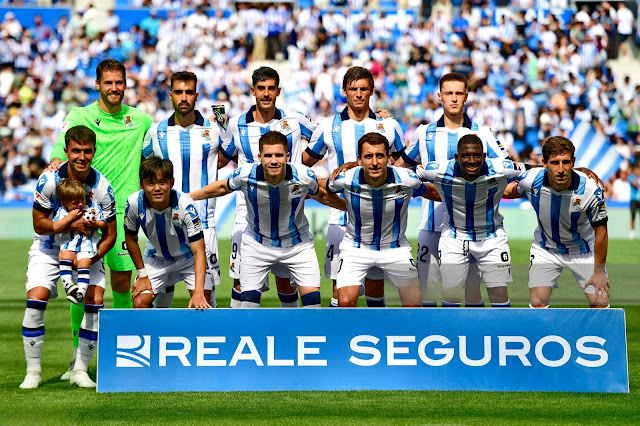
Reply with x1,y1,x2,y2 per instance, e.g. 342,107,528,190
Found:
125,157,210,310
54,178,106,304
189,131,345,307
511,136,610,308
415,134,529,307
327,133,429,307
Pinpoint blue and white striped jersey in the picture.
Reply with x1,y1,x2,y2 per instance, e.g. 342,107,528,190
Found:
417,158,527,241
123,189,204,261
327,166,425,251
142,111,228,230
55,203,103,253
32,164,116,251
402,115,509,232
228,162,319,248
516,168,607,254
305,108,405,226
221,106,317,221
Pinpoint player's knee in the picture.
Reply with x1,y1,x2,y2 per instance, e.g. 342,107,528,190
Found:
338,287,358,307
486,286,508,304
111,270,132,292
441,284,463,304
133,293,153,309
364,279,384,298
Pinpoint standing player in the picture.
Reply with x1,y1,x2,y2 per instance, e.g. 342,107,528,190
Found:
629,164,640,239
142,71,229,308
303,66,405,307
326,133,424,307
125,157,210,310
415,134,528,307
511,136,609,308
221,67,317,308
20,125,116,389
190,132,345,307
47,59,153,379
394,72,509,308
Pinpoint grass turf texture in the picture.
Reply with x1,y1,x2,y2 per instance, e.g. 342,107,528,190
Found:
1,238,639,424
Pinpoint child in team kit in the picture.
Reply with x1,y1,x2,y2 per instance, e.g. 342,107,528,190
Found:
54,178,106,304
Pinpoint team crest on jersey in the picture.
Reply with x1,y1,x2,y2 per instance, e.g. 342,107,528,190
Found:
377,123,385,133
395,186,405,195
488,178,497,184
124,116,133,127
291,184,300,193
159,131,165,139
173,213,179,221
281,120,291,131
202,130,211,141
230,262,236,272
572,198,581,207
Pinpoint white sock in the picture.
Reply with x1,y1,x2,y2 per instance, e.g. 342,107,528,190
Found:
22,300,47,373
74,304,102,372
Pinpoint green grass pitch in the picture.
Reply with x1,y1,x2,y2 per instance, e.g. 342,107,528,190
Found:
1,238,639,424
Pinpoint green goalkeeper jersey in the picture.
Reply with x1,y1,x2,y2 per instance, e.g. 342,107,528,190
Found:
50,102,153,213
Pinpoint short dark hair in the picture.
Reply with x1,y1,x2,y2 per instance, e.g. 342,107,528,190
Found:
457,134,483,152
342,66,374,91
96,59,126,83
56,178,86,204
439,72,468,92
258,131,288,153
252,66,280,87
139,156,174,182
542,136,575,162
170,71,197,89
65,125,96,148
358,132,389,155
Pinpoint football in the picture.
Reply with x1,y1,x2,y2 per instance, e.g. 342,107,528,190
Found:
82,210,95,221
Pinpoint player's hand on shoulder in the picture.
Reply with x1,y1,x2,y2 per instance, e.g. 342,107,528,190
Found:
330,161,357,180
576,167,605,190
375,109,393,119
45,158,63,172
188,292,211,310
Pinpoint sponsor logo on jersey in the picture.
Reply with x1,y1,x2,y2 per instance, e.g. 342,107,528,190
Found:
124,116,133,127
116,335,151,367
202,130,211,141
281,120,291,131
95,119,101,126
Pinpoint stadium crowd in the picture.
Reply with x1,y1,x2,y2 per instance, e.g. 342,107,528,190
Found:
0,0,639,201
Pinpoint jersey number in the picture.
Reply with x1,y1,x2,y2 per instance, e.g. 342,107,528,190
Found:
231,243,238,260
121,241,128,251
326,245,335,261
336,259,344,273
418,245,429,262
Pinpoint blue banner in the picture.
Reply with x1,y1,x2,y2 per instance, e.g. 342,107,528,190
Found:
97,308,628,393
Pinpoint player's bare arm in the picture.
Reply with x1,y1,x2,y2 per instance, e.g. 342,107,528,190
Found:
33,208,89,237
311,181,347,211
587,224,610,307
187,237,211,310
126,232,153,299
421,183,441,201
93,219,117,264
188,180,233,201
329,161,359,180
503,181,525,199
302,150,320,167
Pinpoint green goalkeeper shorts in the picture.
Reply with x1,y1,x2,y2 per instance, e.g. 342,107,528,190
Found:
104,212,135,272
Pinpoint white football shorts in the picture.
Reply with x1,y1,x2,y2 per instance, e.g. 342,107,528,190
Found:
336,244,418,290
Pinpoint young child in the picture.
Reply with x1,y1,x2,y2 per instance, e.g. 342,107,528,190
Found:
54,178,106,304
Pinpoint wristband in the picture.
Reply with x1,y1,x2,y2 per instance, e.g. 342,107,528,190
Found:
137,268,148,278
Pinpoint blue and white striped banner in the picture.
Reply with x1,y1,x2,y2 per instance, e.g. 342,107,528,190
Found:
569,121,624,182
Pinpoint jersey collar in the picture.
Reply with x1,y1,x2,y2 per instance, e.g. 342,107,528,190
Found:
255,164,293,182
58,163,98,187
436,113,473,129
245,105,283,124
542,169,580,191
142,189,179,210
340,107,377,121
167,110,205,126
